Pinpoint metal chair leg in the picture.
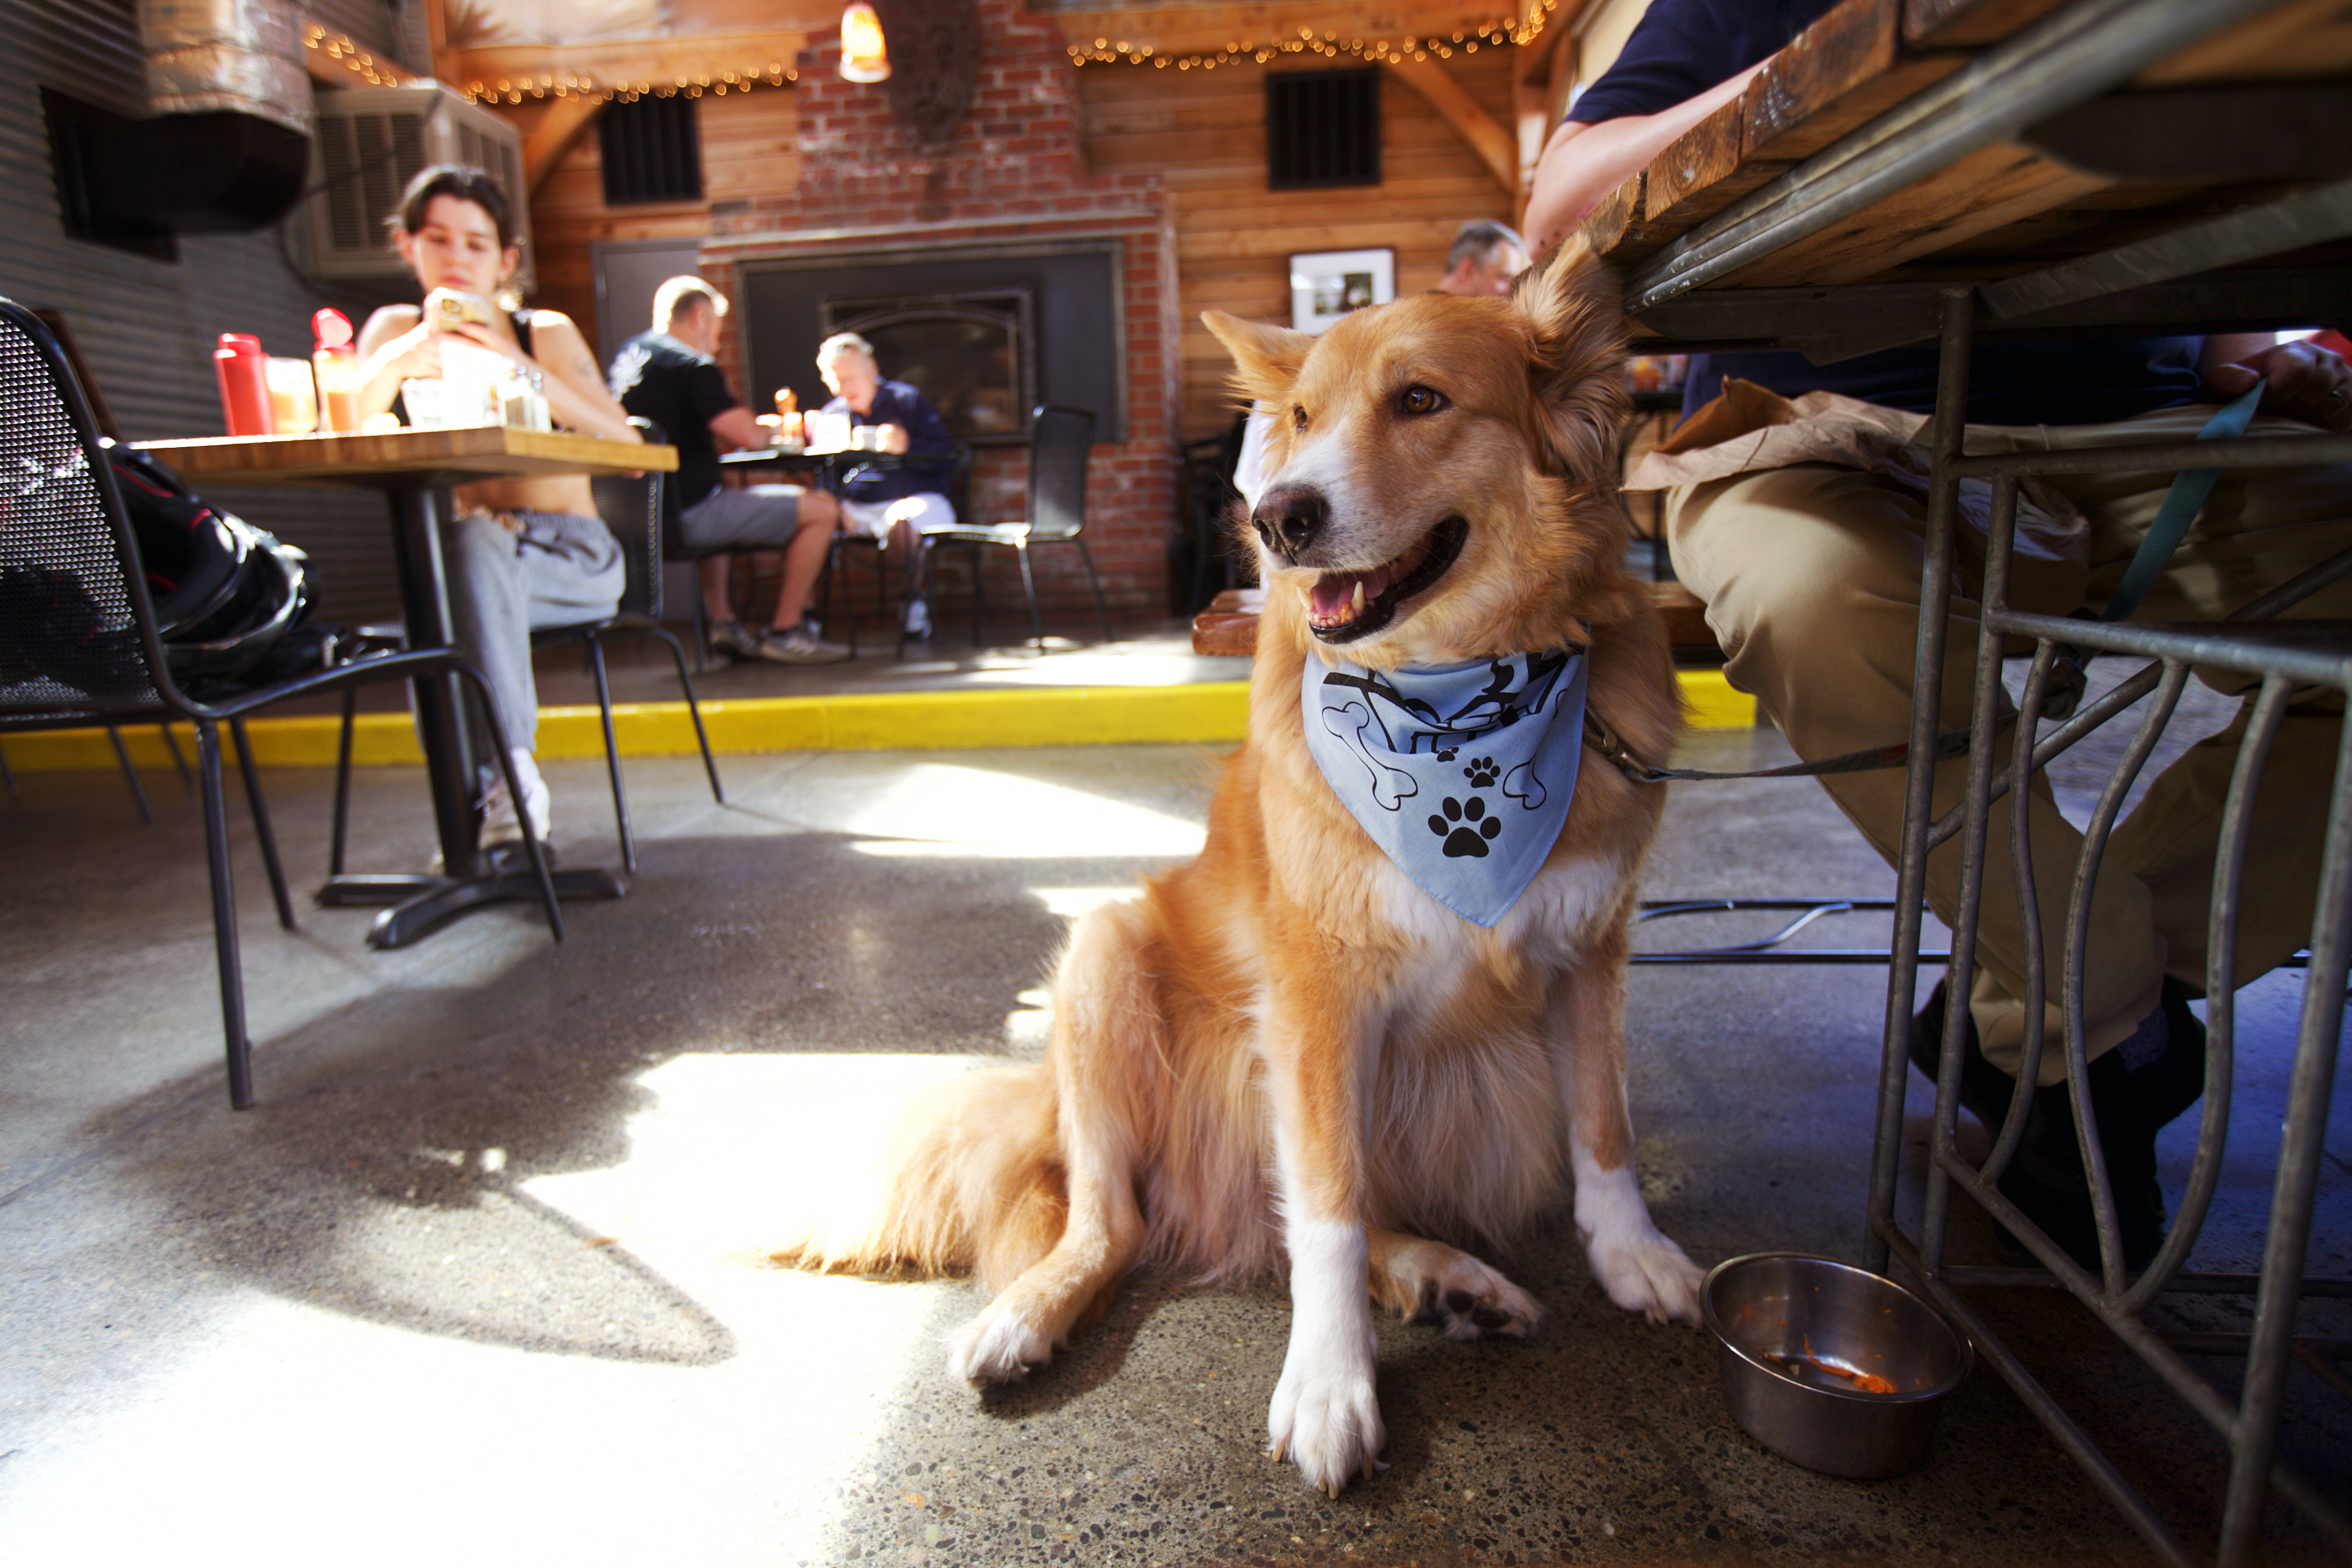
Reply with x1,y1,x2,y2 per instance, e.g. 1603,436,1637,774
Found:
1075,537,1112,645
970,542,991,647
651,626,726,805
1016,541,1045,650
690,565,710,675
195,719,255,1109
456,667,563,941
107,724,154,824
329,686,358,878
158,722,193,786
586,635,634,875
228,716,295,931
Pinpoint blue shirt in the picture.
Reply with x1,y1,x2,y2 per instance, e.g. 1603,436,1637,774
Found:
821,380,954,504
1572,0,2208,429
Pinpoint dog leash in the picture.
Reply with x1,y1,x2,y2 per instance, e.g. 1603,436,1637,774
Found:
1581,707,1981,785
1586,386,2267,786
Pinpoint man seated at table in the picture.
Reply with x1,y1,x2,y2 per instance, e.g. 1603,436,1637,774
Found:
355,164,643,849
814,332,957,640
607,278,849,665
1521,0,2352,1270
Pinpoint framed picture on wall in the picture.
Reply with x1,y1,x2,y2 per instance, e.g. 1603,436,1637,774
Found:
1290,249,1394,334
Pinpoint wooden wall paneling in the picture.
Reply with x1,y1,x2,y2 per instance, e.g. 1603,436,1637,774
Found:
509,88,802,359
1081,49,1520,439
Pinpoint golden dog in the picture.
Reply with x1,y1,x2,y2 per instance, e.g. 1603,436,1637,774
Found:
777,239,1701,1494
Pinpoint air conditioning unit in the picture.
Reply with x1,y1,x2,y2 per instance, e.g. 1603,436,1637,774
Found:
294,83,532,292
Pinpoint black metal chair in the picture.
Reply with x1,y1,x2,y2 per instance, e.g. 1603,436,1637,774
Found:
921,406,1111,650
327,420,724,877
1178,412,1251,615
0,296,558,1110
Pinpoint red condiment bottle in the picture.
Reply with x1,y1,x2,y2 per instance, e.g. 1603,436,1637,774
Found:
311,310,361,434
214,334,275,437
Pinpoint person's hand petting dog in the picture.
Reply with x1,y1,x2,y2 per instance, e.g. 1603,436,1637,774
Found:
2206,337,2352,432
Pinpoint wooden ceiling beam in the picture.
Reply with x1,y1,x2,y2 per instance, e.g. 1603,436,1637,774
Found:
1385,57,1517,194
1044,1,1548,57
447,29,808,98
522,94,605,196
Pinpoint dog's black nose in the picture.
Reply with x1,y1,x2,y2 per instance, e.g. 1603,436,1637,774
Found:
1252,486,1327,564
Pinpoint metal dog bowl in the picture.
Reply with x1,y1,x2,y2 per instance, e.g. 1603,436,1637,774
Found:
1702,1252,1972,1479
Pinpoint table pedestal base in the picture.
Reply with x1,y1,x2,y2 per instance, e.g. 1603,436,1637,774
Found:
318,854,627,948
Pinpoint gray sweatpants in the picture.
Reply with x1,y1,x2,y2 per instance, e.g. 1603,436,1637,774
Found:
444,509,624,763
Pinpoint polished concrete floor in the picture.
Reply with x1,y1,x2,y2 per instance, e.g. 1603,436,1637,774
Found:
2,690,2347,1564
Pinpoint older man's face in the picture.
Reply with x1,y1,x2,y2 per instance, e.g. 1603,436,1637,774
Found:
821,350,881,413
1445,241,1529,297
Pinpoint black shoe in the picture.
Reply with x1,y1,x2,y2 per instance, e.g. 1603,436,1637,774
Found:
1909,979,2206,1273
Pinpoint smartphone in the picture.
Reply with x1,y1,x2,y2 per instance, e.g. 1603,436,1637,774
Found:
424,288,495,330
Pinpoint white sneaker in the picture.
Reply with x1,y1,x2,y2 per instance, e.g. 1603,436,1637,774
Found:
755,625,852,665
481,749,553,845
902,595,932,638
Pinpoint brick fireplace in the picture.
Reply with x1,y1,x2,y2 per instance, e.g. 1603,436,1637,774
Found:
698,0,1181,629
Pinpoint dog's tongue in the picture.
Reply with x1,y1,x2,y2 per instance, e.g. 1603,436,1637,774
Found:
1310,569,1377,621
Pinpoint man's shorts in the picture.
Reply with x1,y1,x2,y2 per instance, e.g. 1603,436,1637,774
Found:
839,492,955,541
677,484,807,553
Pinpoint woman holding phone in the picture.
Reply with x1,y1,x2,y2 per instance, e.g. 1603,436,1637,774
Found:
355,163,642,851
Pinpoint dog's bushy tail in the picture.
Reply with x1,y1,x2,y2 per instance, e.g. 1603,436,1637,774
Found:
768,1061,1068,1293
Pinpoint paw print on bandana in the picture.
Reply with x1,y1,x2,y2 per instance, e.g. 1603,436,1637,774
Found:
1435,746,1459,763
1463,756,1500,788
1427,795,1502,858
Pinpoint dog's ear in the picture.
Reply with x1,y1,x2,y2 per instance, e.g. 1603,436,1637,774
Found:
1203,310,1313,408
1512,238,1631,481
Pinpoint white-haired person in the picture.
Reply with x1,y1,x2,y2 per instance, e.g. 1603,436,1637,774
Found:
814,332,957,638
609,277,849,664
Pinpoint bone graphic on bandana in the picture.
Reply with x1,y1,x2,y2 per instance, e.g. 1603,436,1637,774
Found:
1321,698,1419,810
1500,761,1548,810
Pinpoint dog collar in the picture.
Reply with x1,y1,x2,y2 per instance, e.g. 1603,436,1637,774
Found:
1301,648,1590,928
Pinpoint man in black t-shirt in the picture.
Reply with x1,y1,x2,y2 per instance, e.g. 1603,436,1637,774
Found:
1524,0,2352,1271
609,278,849,664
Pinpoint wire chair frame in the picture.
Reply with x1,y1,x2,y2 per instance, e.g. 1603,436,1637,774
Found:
0,297,560,1109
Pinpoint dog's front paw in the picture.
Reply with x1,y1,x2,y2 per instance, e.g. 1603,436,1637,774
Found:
1408,1255,1545,1342
1266,1336,1385,1497
1586,1231,1704,1326
947,1303,1052,1385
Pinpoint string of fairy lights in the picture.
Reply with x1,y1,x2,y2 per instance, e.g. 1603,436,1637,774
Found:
302,22,798,105
306,1,1554,106
1066,0,1558,69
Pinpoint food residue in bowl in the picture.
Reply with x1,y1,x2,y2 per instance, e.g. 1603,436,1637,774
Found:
1761,1350,1899,1394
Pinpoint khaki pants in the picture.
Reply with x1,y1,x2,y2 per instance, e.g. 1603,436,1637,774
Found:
1664,406,2352,1081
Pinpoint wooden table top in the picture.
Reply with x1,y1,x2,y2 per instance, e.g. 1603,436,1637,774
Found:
135,426,678,487
1584,0,2352,332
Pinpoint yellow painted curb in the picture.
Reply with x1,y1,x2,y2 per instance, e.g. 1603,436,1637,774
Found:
1678,668,1756,731
4,671,1751,772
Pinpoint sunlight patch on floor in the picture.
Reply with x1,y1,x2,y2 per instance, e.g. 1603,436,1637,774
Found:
842,762,1207,858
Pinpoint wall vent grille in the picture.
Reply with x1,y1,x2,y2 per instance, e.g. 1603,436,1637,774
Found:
1266,69,1380,190
600,94,704,206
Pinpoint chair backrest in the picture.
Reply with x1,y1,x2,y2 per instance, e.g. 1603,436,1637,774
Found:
0,297,174,728
946,442,975,524
585,414,668,620
1027,404,1095,540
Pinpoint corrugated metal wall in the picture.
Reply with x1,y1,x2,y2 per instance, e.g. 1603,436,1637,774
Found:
0,0,431,623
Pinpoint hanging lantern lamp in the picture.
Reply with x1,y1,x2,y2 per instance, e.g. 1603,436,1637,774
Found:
840,1,891,82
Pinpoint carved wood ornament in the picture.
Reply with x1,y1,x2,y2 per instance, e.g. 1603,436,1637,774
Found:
876,0,983,148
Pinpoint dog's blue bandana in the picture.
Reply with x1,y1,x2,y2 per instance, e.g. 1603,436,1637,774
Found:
1302,649,1590,928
